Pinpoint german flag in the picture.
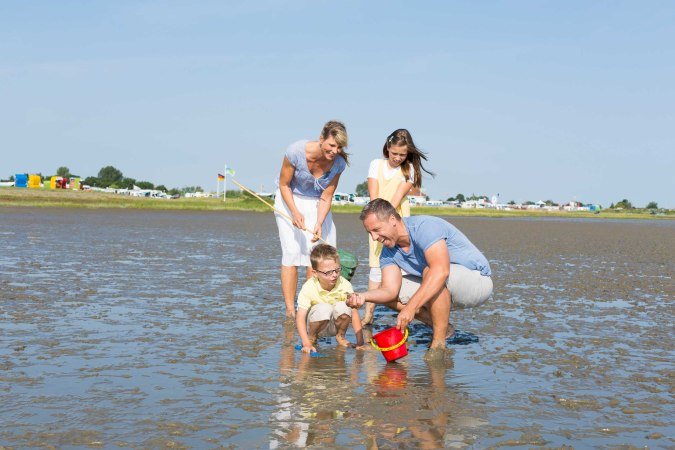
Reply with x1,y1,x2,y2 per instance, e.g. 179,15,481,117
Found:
217,173,225,180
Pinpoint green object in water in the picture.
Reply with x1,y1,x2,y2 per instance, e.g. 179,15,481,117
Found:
338,249,358,281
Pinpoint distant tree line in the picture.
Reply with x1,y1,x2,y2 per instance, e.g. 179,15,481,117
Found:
2,166,206,197
608,199,659,210
78,166,177,193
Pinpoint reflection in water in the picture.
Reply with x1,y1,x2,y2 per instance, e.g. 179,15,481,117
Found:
271,321,482,449
368,361,451,449
271,322,361,448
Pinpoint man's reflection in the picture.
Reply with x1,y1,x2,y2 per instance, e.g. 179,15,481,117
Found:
367,355,455,449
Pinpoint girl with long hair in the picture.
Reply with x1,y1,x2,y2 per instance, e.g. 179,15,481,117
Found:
362,129,434,325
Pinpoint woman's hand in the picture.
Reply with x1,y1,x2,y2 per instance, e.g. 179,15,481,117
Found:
311,223,322,242
291,211,306,230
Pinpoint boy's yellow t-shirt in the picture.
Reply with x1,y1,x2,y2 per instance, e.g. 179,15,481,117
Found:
297,276,354,310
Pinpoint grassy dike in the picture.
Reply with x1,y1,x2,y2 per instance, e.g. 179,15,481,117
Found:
0,187,671,220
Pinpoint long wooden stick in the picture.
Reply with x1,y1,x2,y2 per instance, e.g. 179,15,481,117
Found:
230,178,328,244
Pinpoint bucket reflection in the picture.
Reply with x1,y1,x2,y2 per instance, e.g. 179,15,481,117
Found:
373,364,408,396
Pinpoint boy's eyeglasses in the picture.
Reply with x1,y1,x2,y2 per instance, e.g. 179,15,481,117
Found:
316,268,341,277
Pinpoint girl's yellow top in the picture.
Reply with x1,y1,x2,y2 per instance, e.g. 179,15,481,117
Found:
368,159,412,268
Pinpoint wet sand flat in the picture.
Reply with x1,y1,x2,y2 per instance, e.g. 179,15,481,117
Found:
1,208,673,448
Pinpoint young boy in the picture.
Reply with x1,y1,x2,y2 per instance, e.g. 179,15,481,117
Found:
296,244,365,353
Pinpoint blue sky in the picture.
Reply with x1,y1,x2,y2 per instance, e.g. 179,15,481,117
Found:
2,1,673,207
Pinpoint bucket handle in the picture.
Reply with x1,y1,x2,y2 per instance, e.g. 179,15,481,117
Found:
370,328,409,352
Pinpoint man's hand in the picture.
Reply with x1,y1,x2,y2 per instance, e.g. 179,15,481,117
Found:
396,304,415,330
346,293,365,308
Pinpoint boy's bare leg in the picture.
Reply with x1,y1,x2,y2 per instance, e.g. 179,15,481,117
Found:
334,314,351,347
308,320,328,345
281,265,298,318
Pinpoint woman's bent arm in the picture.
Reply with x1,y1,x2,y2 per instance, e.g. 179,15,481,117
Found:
313,173,341,241
278,157,304,229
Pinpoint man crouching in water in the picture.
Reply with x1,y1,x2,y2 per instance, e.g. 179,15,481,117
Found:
347,199,493,350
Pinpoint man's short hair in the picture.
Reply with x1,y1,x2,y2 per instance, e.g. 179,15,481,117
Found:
310,243,340,270
359,198,401,222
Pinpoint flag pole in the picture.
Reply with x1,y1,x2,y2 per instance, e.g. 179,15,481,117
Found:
223,165,227,202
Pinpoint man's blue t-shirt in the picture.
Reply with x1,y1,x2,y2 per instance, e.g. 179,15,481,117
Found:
380,216,491,277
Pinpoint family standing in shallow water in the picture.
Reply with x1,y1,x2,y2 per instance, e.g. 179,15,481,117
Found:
272,120,493,353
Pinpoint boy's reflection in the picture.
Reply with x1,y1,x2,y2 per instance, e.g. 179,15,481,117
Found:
271,322,359,448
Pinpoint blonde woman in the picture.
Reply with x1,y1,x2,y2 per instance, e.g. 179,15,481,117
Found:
362,129,433,325
275,121,349,319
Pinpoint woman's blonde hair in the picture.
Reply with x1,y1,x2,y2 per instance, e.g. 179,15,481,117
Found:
383,129,434,188
321,120,350,165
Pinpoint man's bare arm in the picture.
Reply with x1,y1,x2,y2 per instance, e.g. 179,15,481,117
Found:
404,240,449,312
347,265,402,307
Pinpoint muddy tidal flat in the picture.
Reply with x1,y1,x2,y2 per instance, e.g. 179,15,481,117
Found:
1,208,673,448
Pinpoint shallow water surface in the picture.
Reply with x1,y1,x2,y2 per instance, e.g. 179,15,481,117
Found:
0,208,673,448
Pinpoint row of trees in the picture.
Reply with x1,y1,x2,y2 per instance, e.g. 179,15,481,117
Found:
81,166,169,192
609,199,659,209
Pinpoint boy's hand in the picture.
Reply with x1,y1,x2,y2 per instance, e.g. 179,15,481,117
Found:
301,343,317,354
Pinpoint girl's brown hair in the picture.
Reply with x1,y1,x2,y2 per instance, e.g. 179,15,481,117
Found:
321,120,350,166
382,129,434,188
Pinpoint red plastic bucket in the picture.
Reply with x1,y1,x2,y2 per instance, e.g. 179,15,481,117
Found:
370,327,408,362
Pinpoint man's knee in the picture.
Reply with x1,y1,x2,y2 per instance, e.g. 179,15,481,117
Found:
450,273,492,309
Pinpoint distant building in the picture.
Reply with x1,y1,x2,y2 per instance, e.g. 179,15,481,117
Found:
352,196,370,206
332,192,353,205
408,195,427,205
